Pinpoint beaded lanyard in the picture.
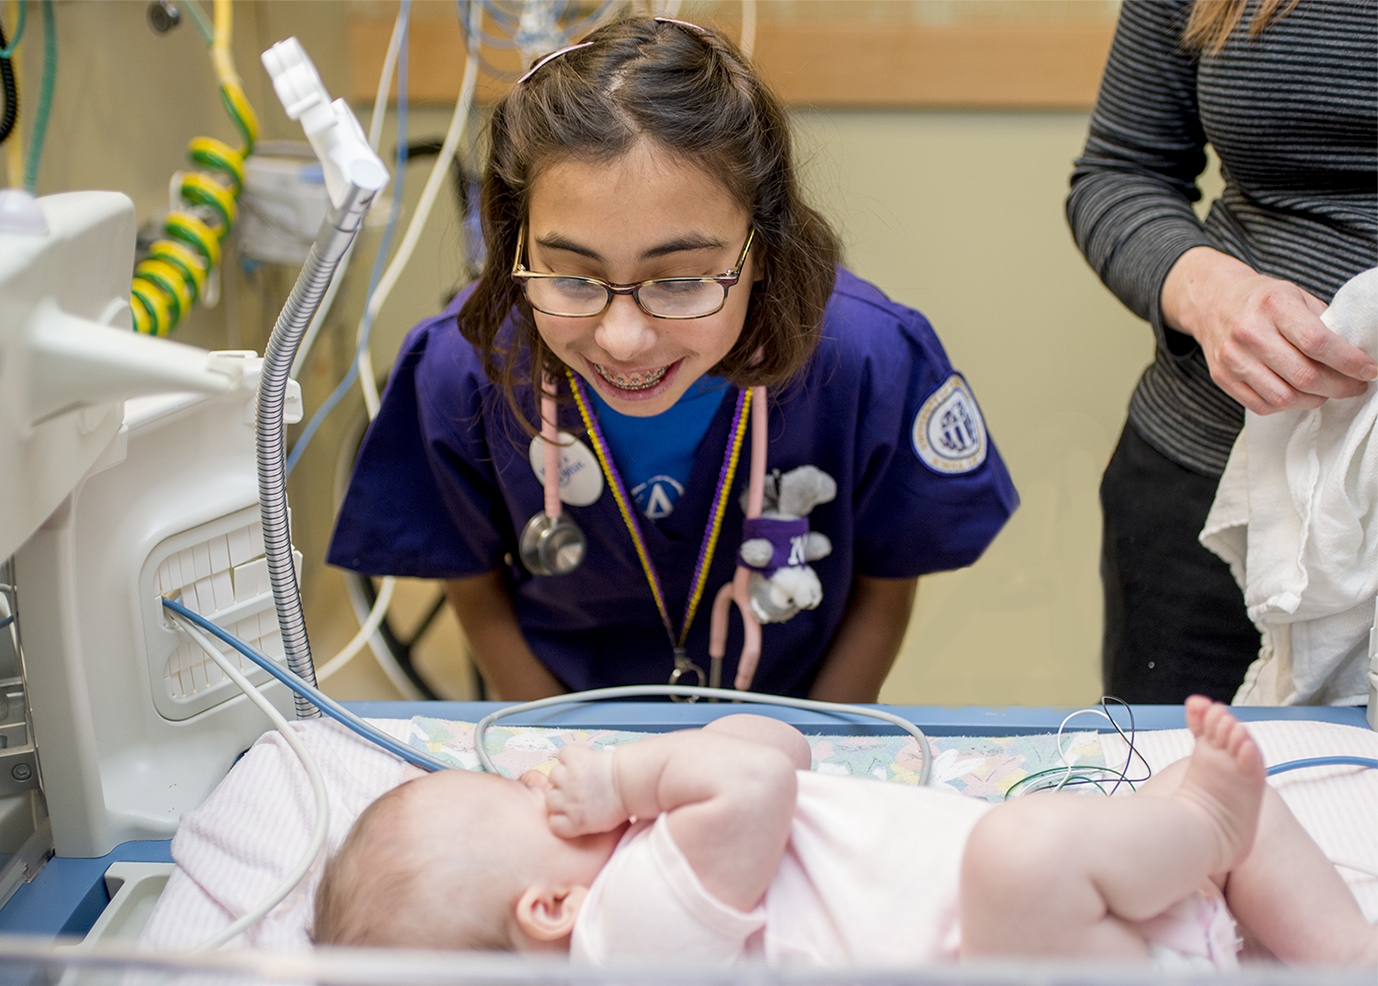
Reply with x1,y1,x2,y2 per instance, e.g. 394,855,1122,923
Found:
566,368,751,684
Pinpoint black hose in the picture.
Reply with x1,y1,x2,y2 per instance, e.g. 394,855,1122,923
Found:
0,21,18,145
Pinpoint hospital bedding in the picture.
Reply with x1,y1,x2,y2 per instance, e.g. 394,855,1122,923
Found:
138,715,1378,953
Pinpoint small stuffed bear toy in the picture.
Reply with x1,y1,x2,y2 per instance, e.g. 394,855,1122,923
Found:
738,465,837,623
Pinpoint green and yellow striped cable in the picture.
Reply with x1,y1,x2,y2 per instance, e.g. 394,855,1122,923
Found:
131,0,258,336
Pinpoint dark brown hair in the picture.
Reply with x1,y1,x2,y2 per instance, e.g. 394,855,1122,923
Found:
1184,0,1300,54
458,15,841,431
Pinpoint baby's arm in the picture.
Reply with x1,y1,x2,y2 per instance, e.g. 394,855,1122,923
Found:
701,713,812,770
546,730,798,911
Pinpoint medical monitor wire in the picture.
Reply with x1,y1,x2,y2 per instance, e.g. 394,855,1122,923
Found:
315,575,397,683
284,0,411,479
283,0,481,695
171,613,330,950
0,0,24,58
0,17,16,145
18,0,49,195
1004,697,1154,800
162,597,452,773
472,687,935,787
132,0,259,337
287,8,406,385
162,598,933,784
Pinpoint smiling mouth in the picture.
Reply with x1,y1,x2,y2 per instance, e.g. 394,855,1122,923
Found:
591,362,671,391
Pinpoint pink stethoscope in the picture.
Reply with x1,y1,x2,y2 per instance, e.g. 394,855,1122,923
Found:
520,374,769,692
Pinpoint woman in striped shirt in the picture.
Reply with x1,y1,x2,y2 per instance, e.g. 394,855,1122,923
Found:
1067,0,1377,703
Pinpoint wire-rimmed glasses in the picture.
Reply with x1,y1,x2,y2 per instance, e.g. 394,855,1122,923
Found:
511,223,755,320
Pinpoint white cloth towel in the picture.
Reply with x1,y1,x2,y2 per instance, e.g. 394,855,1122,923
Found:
1202,267,1378,707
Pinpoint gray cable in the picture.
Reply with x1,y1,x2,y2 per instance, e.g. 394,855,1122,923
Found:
474,686,933,786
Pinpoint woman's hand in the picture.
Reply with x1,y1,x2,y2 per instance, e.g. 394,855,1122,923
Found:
1162,247,1377,415
543,745,627,838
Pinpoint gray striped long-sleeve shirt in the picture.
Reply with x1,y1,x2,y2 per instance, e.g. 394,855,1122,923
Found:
1067,0,1377,475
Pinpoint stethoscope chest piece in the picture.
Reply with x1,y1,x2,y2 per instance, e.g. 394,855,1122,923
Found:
519,512,587,576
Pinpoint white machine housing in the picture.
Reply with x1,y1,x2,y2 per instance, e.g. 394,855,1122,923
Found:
2,191,302,858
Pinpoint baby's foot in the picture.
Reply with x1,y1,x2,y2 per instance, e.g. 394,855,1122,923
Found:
1175,696,1266,874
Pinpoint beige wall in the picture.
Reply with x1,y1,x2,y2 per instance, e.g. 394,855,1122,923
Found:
792,110,1152,705
18,1,1194,707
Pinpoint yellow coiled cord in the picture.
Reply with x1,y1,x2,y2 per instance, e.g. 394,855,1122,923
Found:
131,0,258,336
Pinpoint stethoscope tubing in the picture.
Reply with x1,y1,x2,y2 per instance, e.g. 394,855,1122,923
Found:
535,377,771,690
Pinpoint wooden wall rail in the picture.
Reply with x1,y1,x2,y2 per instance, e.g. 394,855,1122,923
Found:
347,15,1115,110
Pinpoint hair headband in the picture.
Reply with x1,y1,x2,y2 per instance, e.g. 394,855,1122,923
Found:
515,16,713,86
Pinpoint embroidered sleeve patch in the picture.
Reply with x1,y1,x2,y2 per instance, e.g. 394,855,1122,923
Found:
912,374,987,474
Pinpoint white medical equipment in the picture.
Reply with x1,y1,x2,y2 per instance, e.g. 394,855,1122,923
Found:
0,34,381,891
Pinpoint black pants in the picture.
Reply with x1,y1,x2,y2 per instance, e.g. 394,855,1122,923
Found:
1100,423,1260,704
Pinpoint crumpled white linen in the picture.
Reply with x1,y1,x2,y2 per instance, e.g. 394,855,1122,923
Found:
138,718,415,951
1202,267,1378,706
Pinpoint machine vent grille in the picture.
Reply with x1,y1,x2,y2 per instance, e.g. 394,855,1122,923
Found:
155,519,299,700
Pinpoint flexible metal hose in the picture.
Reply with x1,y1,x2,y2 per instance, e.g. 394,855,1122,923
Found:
256,182,377,718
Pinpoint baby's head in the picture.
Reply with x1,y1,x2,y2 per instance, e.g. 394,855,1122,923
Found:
313,768,619,952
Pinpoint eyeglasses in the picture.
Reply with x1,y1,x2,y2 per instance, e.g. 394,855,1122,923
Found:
511,223,756,320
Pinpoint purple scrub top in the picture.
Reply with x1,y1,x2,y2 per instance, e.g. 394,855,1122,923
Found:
328,269,1018,696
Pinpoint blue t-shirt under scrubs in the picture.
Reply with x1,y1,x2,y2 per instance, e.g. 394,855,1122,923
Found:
586,376,727,520
328,269,1019,697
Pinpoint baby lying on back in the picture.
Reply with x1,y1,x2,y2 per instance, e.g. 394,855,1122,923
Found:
314,702,1375,970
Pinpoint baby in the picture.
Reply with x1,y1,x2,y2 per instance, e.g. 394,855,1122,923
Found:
313,699,1376,969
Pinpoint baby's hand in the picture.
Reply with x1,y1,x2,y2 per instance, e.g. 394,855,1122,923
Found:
545,745,626,838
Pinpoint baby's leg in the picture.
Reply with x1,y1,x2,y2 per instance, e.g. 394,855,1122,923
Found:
1217,773,1377,966
1121,710,1375,966
960,697,1264,961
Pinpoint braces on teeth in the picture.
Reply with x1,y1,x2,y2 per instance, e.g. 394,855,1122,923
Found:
595,363,668,390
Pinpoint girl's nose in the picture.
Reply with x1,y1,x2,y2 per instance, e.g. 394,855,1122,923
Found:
593,295,658,363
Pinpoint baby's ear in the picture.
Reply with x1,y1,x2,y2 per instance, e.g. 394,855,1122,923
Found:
515,884,588,942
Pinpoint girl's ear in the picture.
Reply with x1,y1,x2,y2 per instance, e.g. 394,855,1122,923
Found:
514,884,588,942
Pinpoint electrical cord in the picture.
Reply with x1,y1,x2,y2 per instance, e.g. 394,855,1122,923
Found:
0,17,16,145
1266,756,1378,776
161,597,452,773
282,0,481,694
180,0,214,45
473,687,935,786
315,575,396,682
285,0,414,476
132,0,259,336
1004,697,1152,800
170,612,329,951
165,597,934,786
18,0,48,194
354,0,481,423
287,6,407,384
0,0,23,58
1264,755,1378,878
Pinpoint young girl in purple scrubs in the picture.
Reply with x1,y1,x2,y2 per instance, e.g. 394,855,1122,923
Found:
329,16,1017,701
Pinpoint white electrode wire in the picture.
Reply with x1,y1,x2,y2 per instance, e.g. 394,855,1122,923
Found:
474,685,934,786
316,575,397,682
356,5,481,419
739,0,756,60
172,614,329,951
1331,858,1378,878
289,12,405,382
317,6,478,690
